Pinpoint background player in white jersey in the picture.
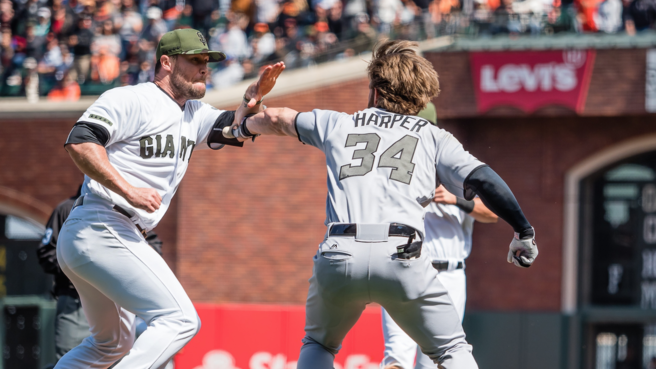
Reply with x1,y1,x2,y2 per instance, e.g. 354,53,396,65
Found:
380,107,498,369
226,39,538,369
56,28,284,368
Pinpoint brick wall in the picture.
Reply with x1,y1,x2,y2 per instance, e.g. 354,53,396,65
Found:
1,48,655,311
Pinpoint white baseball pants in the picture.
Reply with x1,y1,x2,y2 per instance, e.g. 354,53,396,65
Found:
296,226,478,369
381,269,467,369
55,195,200,369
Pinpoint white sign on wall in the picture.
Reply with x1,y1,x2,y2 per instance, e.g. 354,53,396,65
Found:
646,49,656,112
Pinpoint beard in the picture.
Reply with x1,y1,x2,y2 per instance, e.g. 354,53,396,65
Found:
170,66,206,100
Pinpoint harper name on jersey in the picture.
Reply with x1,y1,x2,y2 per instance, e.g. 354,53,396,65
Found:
353,111,431,132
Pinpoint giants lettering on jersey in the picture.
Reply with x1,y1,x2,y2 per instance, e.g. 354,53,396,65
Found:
353,111,430,132
139,134,196,162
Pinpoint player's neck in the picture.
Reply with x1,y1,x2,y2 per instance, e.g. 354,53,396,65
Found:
153,79,186,108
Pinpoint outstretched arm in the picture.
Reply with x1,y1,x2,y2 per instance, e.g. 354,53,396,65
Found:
209,63,286,148
464,166,536,268
225,107,300,140
248,108,299,137
234,62,286,126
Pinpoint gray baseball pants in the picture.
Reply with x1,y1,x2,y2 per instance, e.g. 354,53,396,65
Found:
381,269,467,369
296,224,478,369
55,195,199,369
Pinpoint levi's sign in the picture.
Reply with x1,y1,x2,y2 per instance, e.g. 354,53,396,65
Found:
470,50,596,113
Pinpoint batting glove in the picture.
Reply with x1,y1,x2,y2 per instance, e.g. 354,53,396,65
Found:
507,227,538,268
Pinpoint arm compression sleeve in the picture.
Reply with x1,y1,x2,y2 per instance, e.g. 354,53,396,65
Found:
66,122,110,146
464,165,532,236
206,111,244,149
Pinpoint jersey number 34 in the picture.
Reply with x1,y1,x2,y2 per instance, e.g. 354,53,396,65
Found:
339,133,418,185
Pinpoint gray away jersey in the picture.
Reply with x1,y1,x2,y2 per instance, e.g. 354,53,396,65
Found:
71,82,224,231
295,107,484,234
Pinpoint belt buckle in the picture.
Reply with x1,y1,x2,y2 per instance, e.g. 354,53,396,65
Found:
137,226,148,238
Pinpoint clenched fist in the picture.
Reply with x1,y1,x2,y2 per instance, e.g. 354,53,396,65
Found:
125,187,162,213
508,227,538,268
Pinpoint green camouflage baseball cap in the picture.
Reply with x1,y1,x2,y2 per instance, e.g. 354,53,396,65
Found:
156,29,226,63
418,102,437,125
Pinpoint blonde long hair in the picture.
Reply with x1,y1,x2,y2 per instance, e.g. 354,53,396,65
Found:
367,40,440,115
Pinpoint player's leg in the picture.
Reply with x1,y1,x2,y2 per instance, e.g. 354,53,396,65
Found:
383,283,477,369
414,345,433,369
55,258,136,368
78,224,199,369
297,273,367,369
380,307,418,369
57,210,200,368
413,269,469,369
437,269,467,321
373,245,477,369
298,239,368,369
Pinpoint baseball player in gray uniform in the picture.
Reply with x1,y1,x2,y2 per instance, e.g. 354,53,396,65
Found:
56,28,284,369
226,39,538,369
379,106,498,369
381,185,497,369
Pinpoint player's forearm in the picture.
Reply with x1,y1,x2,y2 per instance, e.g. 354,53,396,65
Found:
65,143,133,199
470,198,498,223
464,166,532,236
233,98,264,126
246,107,299,137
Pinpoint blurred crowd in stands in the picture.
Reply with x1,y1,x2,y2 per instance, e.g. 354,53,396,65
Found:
0,0,654,100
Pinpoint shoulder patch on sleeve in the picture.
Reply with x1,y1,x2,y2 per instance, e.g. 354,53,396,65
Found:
89,114,113,126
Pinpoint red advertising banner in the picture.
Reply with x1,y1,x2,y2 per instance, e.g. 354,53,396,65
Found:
470,50,596,113
174,304,384,369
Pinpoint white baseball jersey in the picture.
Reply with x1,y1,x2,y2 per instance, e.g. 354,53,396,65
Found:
423,203,475,262
294,107,484,234
73,82,224,231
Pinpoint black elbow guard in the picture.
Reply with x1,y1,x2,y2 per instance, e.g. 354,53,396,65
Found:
66,122,110,146
207,111,244,149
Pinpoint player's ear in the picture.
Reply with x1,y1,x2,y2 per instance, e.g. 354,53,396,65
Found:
373,88,380,106
160,55,175,73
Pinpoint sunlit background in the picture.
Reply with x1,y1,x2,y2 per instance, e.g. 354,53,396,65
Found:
1,0,656,367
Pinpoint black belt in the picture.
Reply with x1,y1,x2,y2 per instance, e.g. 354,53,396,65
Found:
329,223,422,260
432,261,464,272
72,195,148,238
329,223,418,238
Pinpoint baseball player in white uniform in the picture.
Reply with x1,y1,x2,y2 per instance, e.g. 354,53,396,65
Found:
57,28,284,368
225,40,538,369
381,184,497,369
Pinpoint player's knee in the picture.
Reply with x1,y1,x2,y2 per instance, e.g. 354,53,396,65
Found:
187,313,201,337
92,332,134,359
425,341,473,366
175,311,201,340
